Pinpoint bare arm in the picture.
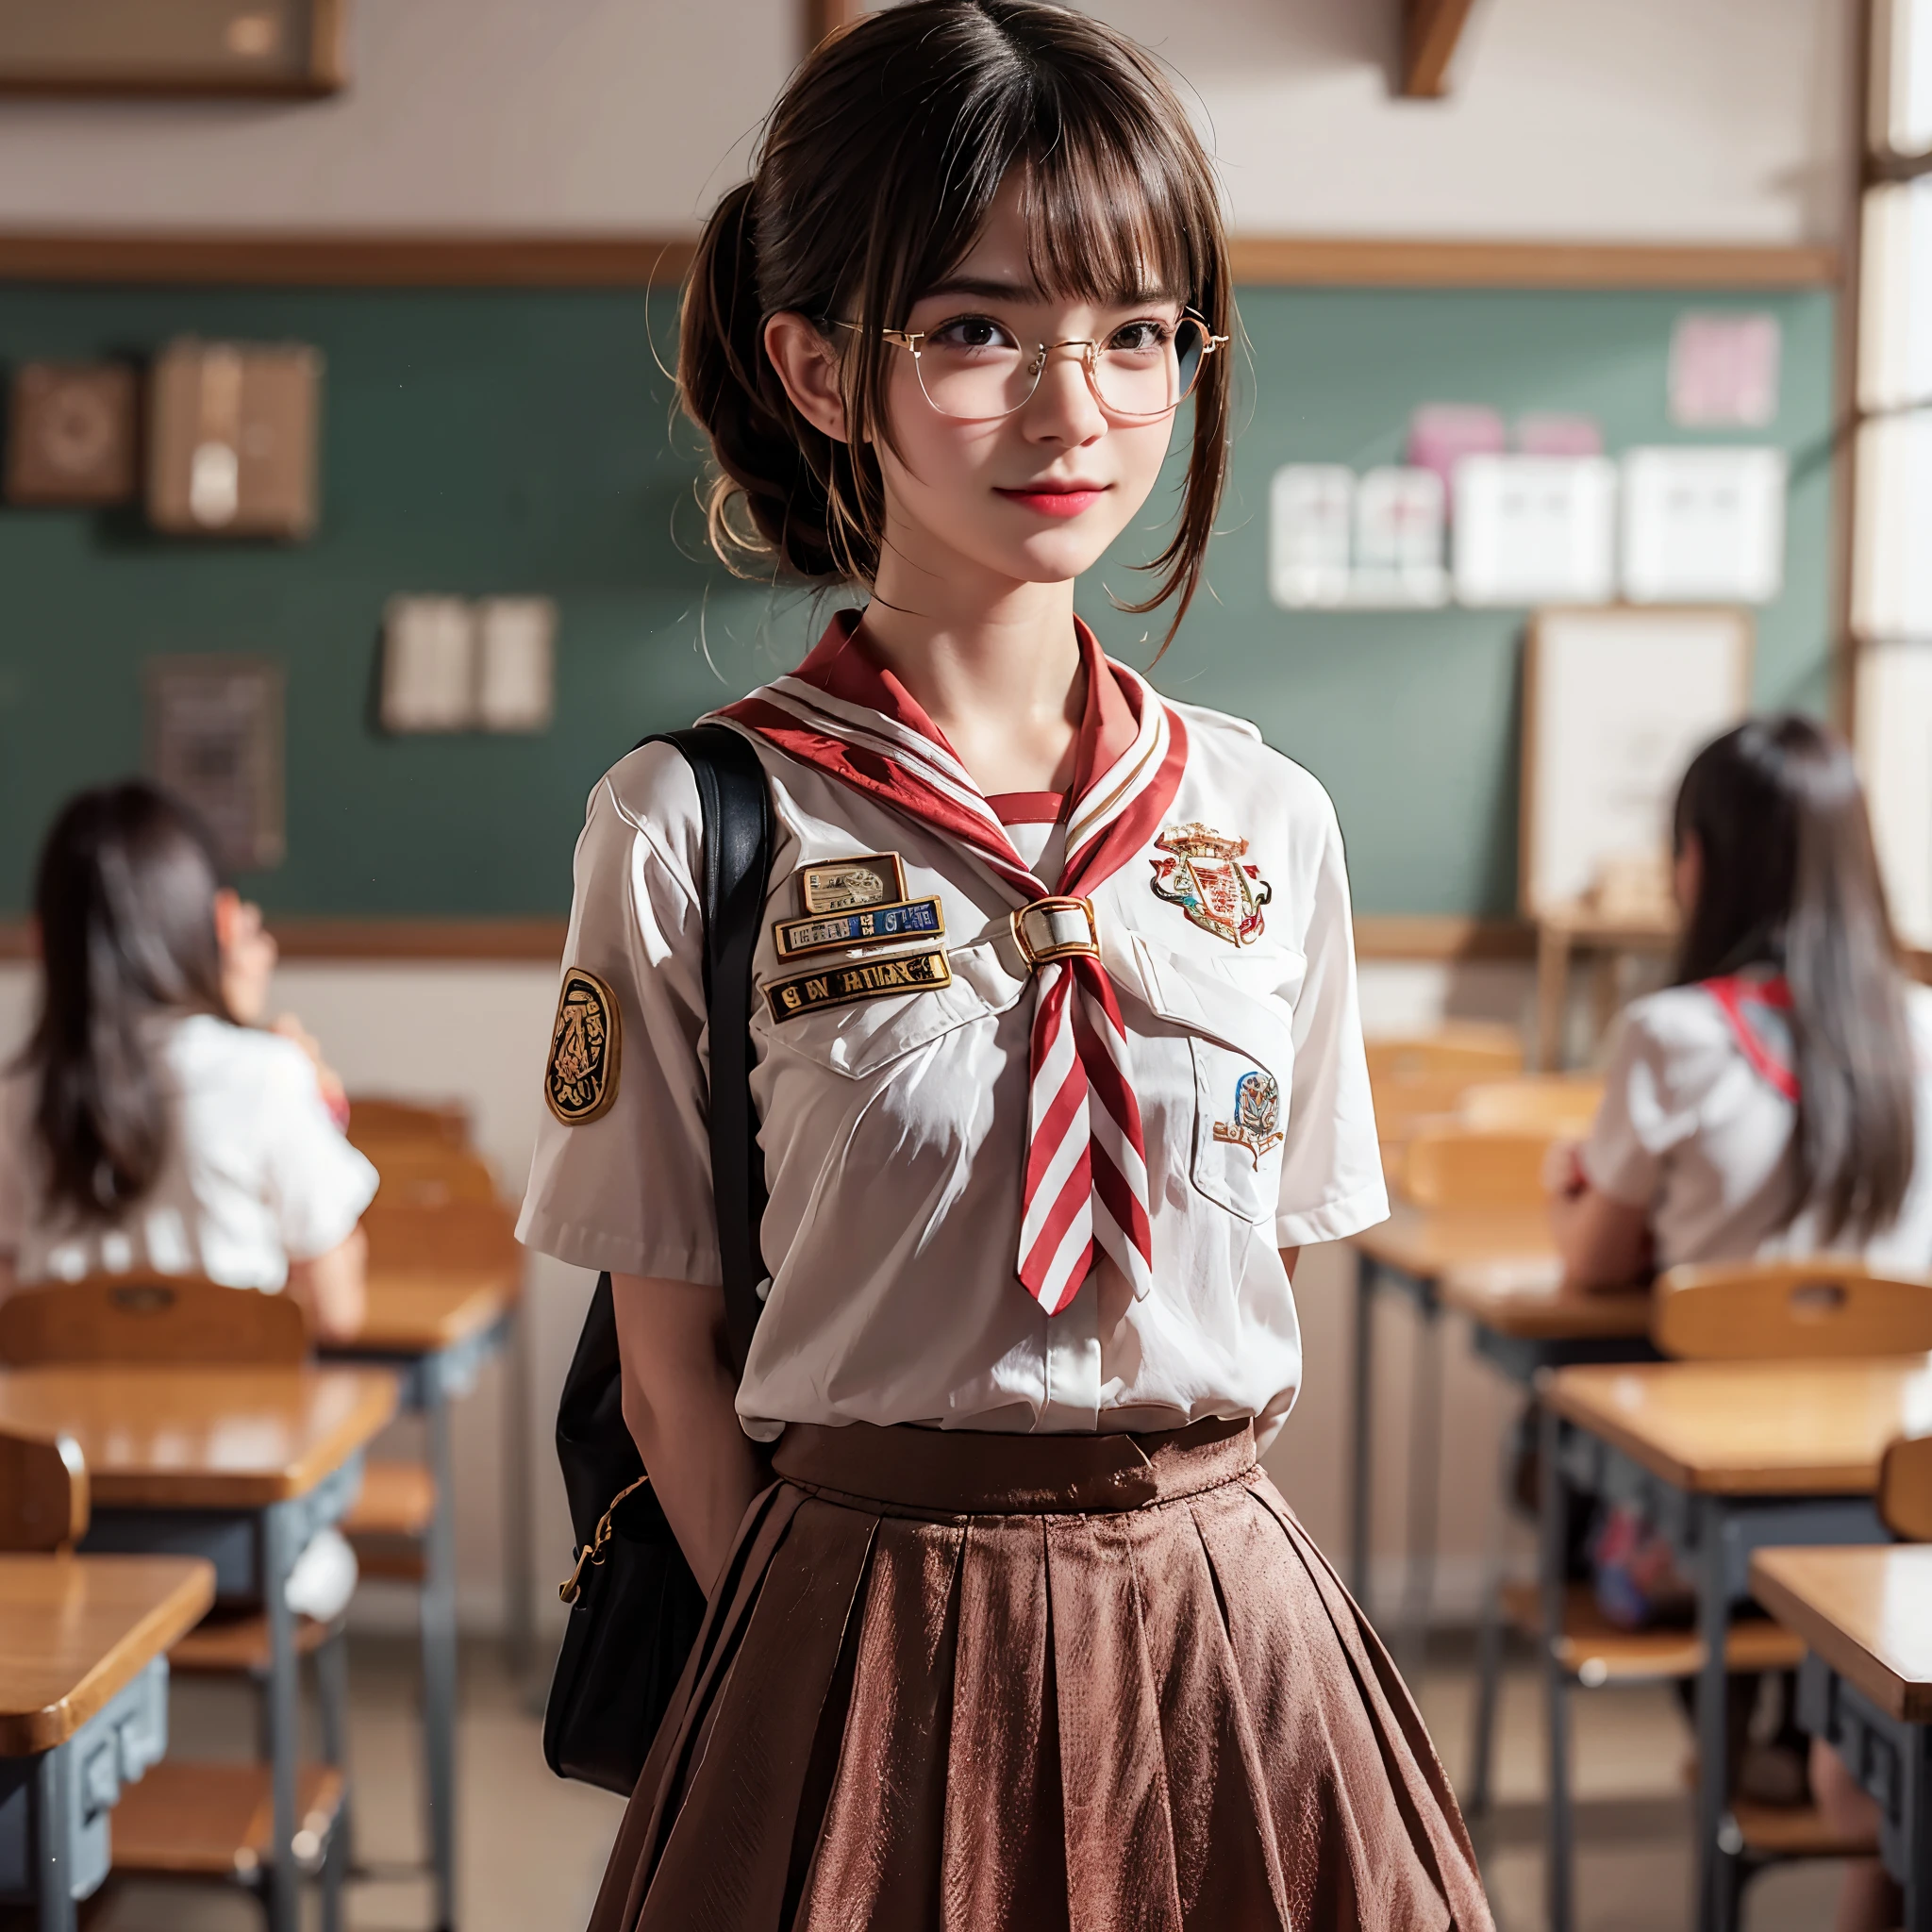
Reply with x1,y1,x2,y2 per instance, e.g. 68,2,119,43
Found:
610,1273,767,1595
1280,1247,1300,1283
1544,1141,1650,1291
286,1225,368,1343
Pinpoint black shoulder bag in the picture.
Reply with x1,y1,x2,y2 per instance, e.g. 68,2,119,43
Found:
541,724,773,1794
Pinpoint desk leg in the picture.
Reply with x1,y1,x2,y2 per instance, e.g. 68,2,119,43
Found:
263,1500,301,1932
1350,1250,1375,1608
1905,1722,1930,1932
1540,1404,1574,1932
1692,1495,1733,1932
1394,1297,1444,1686
31,1744,74,1932
1465,1401,1517,1817
504,1292,535,1682
423,1380,460,1932
1537,924,1571,1073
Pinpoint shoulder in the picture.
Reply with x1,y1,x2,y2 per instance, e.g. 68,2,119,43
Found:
168,1013,316,1103
1608,985,1737,1078
1165,695,1341,839
575,739,707,902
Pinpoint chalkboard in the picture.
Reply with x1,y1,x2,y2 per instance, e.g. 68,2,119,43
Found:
0,282,1833,920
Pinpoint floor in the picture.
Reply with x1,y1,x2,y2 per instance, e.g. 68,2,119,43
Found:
85,1633,1857,1932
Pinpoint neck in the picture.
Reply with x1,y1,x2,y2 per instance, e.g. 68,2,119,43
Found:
860,548,1085,797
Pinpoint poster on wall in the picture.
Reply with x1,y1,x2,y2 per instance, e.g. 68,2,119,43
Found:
145,656,285,872
1519,607,1753,920
1855,637,1932,949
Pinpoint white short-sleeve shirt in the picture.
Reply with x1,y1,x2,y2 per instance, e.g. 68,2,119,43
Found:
1581,979,1932,1272
0,1012,379,1291
517,697,1389,1448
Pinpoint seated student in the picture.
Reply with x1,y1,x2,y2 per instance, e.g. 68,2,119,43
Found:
1552,714,1930,1932
0,781,378,1620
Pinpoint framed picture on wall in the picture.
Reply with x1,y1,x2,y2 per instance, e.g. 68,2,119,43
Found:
1519,607,1754,920
0,0,347,96
145,657,286,872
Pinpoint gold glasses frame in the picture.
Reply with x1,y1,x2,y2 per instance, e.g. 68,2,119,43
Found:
829,308,1227,423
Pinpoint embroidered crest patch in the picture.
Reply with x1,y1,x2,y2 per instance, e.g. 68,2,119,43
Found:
798,852,908,914
544,967,621,1125
1150,823,1272,946
1213,1069,1283,1168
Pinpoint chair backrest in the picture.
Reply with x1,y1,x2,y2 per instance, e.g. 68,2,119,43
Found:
0,1274,308,1368
1370,1072,1483,1146
345,1095,471,1153
0,1427,89,1552
1652,1257,1932,1361
1877,1433,1932,1542
368,1146,499,1211
360,1199,521,1273
1363,1024,1524,1087
1459,1076,1605,1137
1399,1127,1556,1210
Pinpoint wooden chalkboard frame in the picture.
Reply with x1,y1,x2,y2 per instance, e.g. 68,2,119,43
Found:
0,0,347,97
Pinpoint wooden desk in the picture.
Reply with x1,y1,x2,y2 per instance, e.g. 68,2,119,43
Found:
322,1260,525,1932
0,1553,214,1928
1539,1358,1932,1932
1752,1546,1932,1927
0,1367,396,1932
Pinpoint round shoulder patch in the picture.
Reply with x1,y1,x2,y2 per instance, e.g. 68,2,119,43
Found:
545,967,622,1125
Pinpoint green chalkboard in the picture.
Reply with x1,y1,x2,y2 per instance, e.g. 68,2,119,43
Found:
0,282,1833,919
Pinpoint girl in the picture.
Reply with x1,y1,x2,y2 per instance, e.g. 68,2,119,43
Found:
518,5,1492,1926
0,781,377,1618
1554,714,1932,1932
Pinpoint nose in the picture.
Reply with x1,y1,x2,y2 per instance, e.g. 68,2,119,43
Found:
1020,341,1108,445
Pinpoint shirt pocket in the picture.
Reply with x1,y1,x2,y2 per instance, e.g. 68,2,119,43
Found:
1132,933,1299,1226
752,938,1026,1080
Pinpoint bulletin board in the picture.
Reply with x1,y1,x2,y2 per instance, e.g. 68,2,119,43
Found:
0,280,1836,922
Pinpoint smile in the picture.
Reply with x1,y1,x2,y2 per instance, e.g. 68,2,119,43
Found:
994,486,1108,518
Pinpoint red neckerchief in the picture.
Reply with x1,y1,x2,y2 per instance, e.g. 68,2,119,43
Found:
1704,974,1798,1101
716,611,1187,1315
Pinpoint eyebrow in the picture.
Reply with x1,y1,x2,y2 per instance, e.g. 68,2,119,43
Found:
917,275,1175,308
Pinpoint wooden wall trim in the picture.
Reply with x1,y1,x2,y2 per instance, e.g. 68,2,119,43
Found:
0,913,1528,963
0,230,1837,291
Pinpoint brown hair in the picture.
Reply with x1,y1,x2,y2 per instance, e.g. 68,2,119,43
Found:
18,782,232,1221
1672,715,1917,1243
678,0,1233,639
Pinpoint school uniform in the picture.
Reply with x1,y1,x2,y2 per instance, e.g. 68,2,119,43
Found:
1582,972,1932,1269
519,613,1493,1932
0,1011,378,1619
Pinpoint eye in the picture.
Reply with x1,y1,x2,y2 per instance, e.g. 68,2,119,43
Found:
1107,318,1175,356
926,314,1020,354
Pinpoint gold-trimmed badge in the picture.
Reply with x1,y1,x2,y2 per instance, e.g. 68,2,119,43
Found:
1213,1068,1284,1168
763,946,951,1023
773,895,944,962
798,852,907,914
1150,823,1272,947
544,967,621,1124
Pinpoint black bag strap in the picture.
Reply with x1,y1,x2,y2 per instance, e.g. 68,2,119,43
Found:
642,724,773,1374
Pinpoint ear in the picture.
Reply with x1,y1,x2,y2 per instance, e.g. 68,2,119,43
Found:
763,312,850,443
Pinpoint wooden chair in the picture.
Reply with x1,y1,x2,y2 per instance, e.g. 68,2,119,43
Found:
368,1145,500,1211
0,1274,351,1918
343,1095,470,1154
1457,1075,1605,1138
1653,1257,1932,1360
1398,1126,1556,1210
360,1197,519,1274
1878,1430,1932,1542
1371,1071,1479,1145
0,1425,88,1552
1363,1024,1524,1086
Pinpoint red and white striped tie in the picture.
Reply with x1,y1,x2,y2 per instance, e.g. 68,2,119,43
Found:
719,615,1188,1315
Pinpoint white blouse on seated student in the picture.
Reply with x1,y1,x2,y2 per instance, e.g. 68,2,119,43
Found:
0,782,378,1621
1557,713,1932,1291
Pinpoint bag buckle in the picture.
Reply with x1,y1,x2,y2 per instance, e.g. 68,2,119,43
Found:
558,1472,651,1605
1010,896,1100,970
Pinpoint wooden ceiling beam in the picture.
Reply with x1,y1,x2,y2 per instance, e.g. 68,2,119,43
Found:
1401,0,1480,98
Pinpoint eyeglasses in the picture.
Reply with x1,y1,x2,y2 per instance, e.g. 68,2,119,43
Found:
833,310,1225,423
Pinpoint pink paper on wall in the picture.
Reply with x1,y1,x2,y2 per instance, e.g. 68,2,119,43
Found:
1515,412,1603,457
1407,404,1506,491
1669,312,1780,428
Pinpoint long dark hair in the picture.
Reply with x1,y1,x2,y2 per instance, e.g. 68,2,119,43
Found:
19,782,232,1221
1673,714,1916,1242
679,0,1233,641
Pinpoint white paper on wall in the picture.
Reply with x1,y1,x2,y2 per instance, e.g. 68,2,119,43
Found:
1668,312,1781,428
476,596,557,732
1855,637,1932,949
382,595,476,732
1453,455,1618,608
1350,466,1448,607
1620,446,1787,605
1269,464,1353,608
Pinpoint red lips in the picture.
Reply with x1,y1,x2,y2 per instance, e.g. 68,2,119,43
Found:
995,487,1108,518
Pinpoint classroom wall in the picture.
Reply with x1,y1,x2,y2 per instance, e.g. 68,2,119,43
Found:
0,0,1854,243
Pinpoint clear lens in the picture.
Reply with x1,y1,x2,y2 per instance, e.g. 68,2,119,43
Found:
910,316,1208,421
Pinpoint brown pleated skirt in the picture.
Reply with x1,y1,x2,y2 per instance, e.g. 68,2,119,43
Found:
587,1416,1494,1932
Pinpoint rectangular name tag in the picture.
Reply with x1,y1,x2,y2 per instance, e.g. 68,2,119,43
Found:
763,946,952,1023
773,895,945,962
798,852,908,913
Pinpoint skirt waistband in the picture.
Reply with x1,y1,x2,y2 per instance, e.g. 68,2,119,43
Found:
769,1413,1256,1515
